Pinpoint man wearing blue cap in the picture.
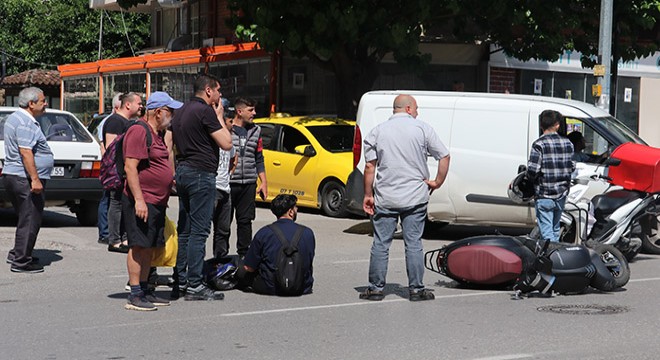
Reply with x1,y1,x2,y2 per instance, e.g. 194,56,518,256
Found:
122,91,183,311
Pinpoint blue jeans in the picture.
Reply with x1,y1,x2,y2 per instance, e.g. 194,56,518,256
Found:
175,165,217,288
97,190,109,241
535,196,566,242
368,203,427,292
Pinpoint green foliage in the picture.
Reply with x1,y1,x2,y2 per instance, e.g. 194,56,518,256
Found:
0,0,150,75
228,0,442,117
457,0,660,68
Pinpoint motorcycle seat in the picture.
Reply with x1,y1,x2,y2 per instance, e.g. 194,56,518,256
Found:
592,190,643,221
446,245,523,284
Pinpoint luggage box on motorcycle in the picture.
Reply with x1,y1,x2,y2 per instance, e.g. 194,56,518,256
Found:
608,142,660,193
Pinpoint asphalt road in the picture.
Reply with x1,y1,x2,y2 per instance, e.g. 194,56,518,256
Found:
1,199,659,360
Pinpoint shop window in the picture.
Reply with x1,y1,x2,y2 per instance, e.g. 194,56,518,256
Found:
208,59,270,117
614,77,640,133
63,76,99,124
554,73,586,101
151,66,202,103
102,72,147,113
520,70,554,97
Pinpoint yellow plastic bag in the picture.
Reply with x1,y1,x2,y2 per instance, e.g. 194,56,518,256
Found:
151,215,178,267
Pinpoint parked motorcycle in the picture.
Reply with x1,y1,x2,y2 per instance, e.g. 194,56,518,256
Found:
424,235,630,295
525,156,660,261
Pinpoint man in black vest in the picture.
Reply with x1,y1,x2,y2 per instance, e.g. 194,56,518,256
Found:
228,97,267,258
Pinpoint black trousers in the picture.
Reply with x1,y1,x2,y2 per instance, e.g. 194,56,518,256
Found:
3,175,46,267
235,263,270,295
212,189,232,258
230,183,256,257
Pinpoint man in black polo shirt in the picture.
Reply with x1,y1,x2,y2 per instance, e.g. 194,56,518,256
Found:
171,74,233,301
239,194,316,295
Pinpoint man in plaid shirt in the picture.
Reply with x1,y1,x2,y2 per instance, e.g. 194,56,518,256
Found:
527,110,575,242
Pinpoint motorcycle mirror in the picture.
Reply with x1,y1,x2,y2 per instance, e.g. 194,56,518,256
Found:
575,178,589,185
603,157,621,167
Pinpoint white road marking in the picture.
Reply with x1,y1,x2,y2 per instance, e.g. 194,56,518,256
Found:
471,355,535,360
332,257,404,264
83,276,660,332
72,290,500,331
629,277,660,283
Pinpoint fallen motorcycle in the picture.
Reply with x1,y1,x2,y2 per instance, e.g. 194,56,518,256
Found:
424,235,630,296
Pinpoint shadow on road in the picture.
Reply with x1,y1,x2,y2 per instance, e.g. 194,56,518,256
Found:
32,249,63,266
344,220,531,241
0,208,79,227
354,283,410,300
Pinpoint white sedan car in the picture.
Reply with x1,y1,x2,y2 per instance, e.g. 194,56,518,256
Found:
0,107,103,226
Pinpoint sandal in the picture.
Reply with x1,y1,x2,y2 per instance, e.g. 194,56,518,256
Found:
359,288,384,301
108,244,129,254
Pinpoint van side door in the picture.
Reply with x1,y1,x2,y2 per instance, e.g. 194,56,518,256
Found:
447,97,534,226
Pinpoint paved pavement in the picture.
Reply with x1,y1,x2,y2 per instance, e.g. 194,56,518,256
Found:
1,199,660,360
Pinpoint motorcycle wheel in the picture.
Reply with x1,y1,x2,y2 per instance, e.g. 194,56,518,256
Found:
593,244,630,289
640,214,660,255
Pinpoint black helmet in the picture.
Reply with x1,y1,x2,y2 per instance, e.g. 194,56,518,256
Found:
207,262,238,291
508,172,534,204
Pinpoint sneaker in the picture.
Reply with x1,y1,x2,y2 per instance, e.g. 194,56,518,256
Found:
359,288,384,301
409,289,435,302
6,257,39,265
10,263,44,273
124,294,157,311
144,291,170,306
98,237,109,244
184,284,224,301
125,281,131,292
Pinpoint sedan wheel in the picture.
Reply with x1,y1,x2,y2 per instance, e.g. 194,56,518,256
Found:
320,181,348,218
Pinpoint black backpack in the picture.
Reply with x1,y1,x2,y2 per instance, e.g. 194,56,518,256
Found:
269,224,306,296
99,121,152,190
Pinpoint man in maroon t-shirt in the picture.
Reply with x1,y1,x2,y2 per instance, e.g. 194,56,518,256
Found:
122,91,182,312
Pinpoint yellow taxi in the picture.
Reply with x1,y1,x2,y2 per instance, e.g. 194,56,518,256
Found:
254,114,355,217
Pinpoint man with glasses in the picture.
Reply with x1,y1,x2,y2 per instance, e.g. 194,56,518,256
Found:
3,87,53,273
122,91,182,311
103,92,143,253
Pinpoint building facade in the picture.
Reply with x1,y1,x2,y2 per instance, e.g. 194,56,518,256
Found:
488,46,660,146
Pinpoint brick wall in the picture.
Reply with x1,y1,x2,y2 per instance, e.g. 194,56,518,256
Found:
489,67,516,93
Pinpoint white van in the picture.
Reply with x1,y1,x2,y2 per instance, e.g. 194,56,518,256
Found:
0,107,103,226
345,91,646,228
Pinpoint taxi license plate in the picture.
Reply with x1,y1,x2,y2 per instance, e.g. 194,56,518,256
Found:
51,167,64,177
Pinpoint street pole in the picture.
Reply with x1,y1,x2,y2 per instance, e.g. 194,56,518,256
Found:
597,0,613,112
98,10,104,60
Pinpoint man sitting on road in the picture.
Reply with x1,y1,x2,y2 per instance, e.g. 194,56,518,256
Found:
237,194,315,295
